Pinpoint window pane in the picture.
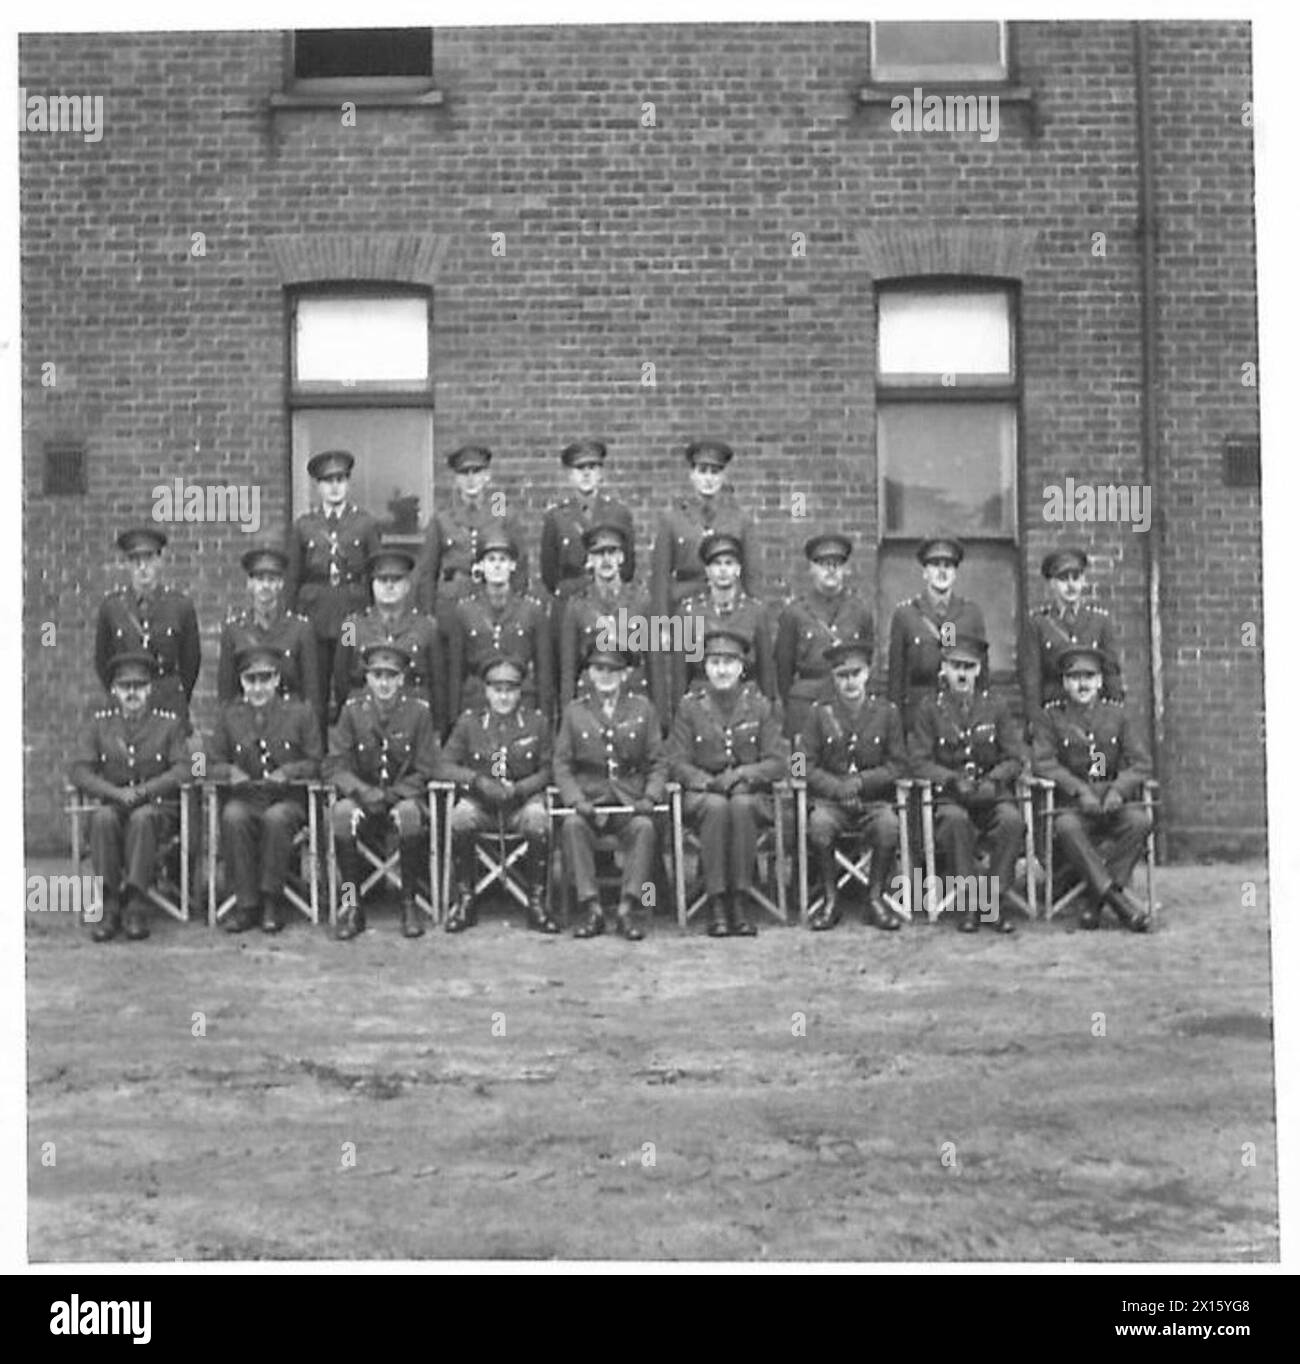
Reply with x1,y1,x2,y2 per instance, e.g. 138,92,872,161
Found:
878,290,1013,380
294,296,429,386
873,21,1005,82
879,402,1016,536
293,409,434,535
295,29,432,80
879,541,1020,678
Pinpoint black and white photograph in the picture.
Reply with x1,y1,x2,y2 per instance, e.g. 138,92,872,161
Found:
9,0,1294,1292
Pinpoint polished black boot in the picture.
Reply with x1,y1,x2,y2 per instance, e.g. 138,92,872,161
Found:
91,896,122,942
524,846,559,934
573,898,606,938
122,890,151,941
334,846,367,941
1105,882,1150,933
727,891,758,937
615,896,645,941
445,843,476,933
398,841,426,937
706,894,731,937
810,850,840,931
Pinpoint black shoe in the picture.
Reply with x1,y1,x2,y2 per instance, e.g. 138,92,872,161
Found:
706,895,730,938
261,900,283,935
615,903,645,941
957,910,979,934
865,894,902,932
573,902,606,939
223,905,254,935
334,906,365,941
123,897,150,940
1079,899,1101,930
400,898,425,939
1106,885,1150,933
527,894,560,935
727,893,758,938
91,904,121,943
993,914,1016,935
809,902,840,931
445,888,473,934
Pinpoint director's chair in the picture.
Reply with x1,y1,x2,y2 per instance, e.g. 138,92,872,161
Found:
325,784,439,925
66,783,193,922
204,779,323,927
673,779,794,929
1026,777,1159,925
794,777,916,927
545,785,682,929
432,779,547,923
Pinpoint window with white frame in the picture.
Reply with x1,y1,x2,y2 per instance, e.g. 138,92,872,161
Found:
290,28,435,96
876,282,1020,678
290,291,434,538
870,21,1008,85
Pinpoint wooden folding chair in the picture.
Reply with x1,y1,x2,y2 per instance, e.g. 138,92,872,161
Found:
325,785,439,925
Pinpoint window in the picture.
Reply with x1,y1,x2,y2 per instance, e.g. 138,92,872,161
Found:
289,28,435,96
870,21,1008,84
876,283,1020,678
290,292,434,539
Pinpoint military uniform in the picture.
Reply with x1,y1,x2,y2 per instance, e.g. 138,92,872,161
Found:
908,684,1026,926
651,489,756,616
554,689,668,931
335,605,444,732
541,493,636,598
1021,604,1122,712
95,585,201,724
447,589,553,722
559,582,655,710
776,591,875,740
216,607,319,716
414,502,530,615
674,589,776,707
70,699,189,919
669,678,788,916
1031,693,1153,916
286,503,380,719
208,693,322,926
887,592,987,723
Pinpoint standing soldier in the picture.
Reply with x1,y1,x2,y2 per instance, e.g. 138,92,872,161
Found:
558,522,655,712
776,532,875,745
907,630,1023,935
651,438,756,622
1031,646,1152,931
95,527,201,729
802,637,906,932
217,543,319,719
70,651,190,942
669,628,788,938
438,654,555,934
541,439,636,602
414,444,529,616
327,642,441,941
334,547,443,734
285,450,380,729
672,531,775,712
446,529,553,725
207,644,322,935
1021,547,1122,715
553,647,668,942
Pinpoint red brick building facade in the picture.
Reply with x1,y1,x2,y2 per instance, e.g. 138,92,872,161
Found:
21,22,1262,856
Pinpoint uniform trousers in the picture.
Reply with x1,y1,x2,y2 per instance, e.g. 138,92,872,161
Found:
683,791,773,895
560,811,656,904
1053,803,1152,896
221,790,307,909
933,798,1024,886
89,802,179,901
332,796,429,896
808,799,900,867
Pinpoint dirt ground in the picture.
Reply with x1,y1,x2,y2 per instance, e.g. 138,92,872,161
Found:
26,860,1277,1263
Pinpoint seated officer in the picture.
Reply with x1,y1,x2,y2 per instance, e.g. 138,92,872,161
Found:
327,642,441,941
887,534,986,730
776,532,875,744
802,637,906,932
907,630,1023,935
217,542,319,719
1031,645,1152,932
669,628,788,938
1020,547,1123,714
446,528,553,723
207,644,322,934
70,650,190,942
554,647,668,941
335,546,443,732
439,654,554,934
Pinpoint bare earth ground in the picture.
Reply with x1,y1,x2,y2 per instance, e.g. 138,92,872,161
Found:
26,861,1276,1263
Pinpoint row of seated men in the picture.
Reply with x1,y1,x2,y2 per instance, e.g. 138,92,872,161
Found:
71,616,1153,944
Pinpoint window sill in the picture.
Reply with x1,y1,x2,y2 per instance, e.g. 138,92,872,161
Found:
858,84,1034,106
270,89,444,111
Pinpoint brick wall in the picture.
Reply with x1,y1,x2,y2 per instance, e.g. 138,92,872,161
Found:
21,21,1262,856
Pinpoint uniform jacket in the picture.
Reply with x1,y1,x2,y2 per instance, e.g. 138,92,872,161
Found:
559,583,655,707
286,505,381,640
908,687,1026,793
553,692,668,806
803,693,906,803
414,501,529,613
217,606,320,713
70,703,190,803
95,585,201,715
540,494,635,595
1020,603,1122,712
675,590,776,703
650,490,756,614
775,590,876,706
325,692,440,800
438,704,552,802
887,593,987,710
669,682,788,789
207,695,322,786
447,589,553,721
334,606,444,731
1031,697,1151,803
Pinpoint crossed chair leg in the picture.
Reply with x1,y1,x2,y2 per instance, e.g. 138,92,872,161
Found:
445,840,556,935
